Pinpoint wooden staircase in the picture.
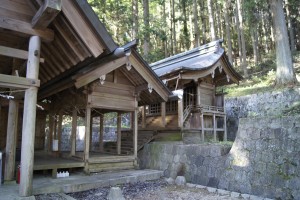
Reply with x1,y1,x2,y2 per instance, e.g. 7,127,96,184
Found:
103,130,155,154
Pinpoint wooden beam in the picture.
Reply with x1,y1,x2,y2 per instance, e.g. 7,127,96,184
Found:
32,0,62,29
129,55,169,102
0,16,54,42
61,0,104,57
0,46,44,63
0,74,40,89
75,57,127,88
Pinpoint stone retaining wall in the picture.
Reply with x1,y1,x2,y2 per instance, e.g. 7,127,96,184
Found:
218,116,300,199
225,87,300,140
139,142,231,188
139,116,300,199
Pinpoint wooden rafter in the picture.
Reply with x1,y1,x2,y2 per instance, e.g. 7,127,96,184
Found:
31,0,62,29
0,16,54,42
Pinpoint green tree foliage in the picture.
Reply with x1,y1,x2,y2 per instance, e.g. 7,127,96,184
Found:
88,0,299,85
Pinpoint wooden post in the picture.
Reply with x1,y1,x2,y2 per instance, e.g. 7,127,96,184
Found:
224,115,227,141
213,114,217,141
71,109,77,156
53,114,57,139
48,113,54,152
84,106,91,173
117,112,121,155
178,99,183,128
57,110,63,152
90,116,93,151
197,82,201,106
161,102,166,127
19,36,41,197
141,106,146,129
201,114,204,141
4,100,19,181
133,99,138,161
99,116,104,152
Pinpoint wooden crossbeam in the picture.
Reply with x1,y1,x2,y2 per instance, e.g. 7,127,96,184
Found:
0,46,44,63
74,57,127,88
0,74,40,89
32,0,62,29
0,16,54,42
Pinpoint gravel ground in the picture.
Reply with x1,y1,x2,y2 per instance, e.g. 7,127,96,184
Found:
35,179,241,200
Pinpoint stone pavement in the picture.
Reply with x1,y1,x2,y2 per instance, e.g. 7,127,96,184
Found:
0,169,163,200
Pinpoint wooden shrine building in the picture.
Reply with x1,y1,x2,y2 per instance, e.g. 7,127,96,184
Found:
0,0,171,197
140,40,242,142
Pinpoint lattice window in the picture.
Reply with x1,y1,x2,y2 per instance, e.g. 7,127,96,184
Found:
166,100,178,114
147,103,161,115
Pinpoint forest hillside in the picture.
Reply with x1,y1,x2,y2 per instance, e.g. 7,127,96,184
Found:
88,0,300,91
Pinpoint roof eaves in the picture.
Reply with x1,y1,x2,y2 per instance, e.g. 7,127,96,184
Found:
74,0,118,53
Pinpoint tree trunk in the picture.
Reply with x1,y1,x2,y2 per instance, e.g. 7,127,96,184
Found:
172,0,177,54
181,0,190,50
251,26,260,66
285,1,296,53
207,0,216,41
132,0,139,39
163,0,168,57
143,0,150,59
199,0,206,44
224,0,233,64
235,2,242,65
237,0,248,77
193,0,200,47
270,0,297,85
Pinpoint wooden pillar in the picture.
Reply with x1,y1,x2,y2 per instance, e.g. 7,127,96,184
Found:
57,110,63,152
53,115,57,139
213,114,217,141
201,114,204,141
48,113,54,152
71,109,77,156
196,82,201,106
141,106,146,129
161,102,166,127
90,116,93,151
178,99,183,128
84,106,91,173
19,36,41,197
133,99,138,160
4,100,19,181
224,115,227,141
117,112,121,155
99,116,104,152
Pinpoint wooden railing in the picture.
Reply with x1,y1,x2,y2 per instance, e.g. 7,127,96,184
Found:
183,104,225,124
